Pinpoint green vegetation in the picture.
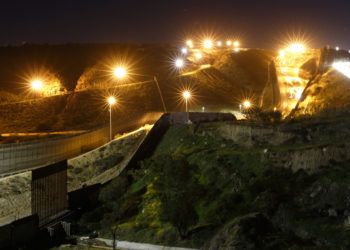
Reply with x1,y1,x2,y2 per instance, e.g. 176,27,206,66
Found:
78,122,350,249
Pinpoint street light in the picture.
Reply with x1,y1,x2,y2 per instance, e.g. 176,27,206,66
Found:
107,96,117,141
243,100,251,109
175,58,185,68
113,66,127,79
31,79,43,92
182,90,191,123
286,43,306,53
203,39,213,49
181,47,188,54
186,40,194,48
194,52,203,60
233,41,240,48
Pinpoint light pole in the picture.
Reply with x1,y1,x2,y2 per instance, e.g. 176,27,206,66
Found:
153,76,167,113
131,73,167,113
182,90,191,123
107,96,117,141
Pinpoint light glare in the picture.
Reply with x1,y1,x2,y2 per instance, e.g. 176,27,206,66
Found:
107,96,117,105
194,52,203,60
186,40,193,48
286,43,306,53
31,80,43,91
182,90,191,100
113,66,127,79
332,61,350,79
203,39,213,49
175,58,184,68
243,100,251,109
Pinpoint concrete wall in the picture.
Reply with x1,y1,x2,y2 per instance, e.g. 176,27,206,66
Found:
0,112,161,176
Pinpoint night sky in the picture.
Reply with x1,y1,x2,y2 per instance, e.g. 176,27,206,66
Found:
1,0,350,48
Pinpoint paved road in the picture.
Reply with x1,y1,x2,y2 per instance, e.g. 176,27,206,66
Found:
81,237,198,250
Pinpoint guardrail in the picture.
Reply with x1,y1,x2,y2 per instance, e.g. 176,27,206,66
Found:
0,112,162,176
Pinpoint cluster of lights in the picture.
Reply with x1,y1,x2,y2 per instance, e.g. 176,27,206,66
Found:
177,37,241,66
182,38,241,51
286,43,306,53
279,43,306,59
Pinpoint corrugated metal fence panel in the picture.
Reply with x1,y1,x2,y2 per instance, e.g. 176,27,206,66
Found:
0,112,162,176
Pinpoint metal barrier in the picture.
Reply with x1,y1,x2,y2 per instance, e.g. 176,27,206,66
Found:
0,112,162,176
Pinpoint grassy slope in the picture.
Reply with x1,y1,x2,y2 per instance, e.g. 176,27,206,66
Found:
78,120,350,249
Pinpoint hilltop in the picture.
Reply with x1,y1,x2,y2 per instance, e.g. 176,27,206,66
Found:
0,44,274,133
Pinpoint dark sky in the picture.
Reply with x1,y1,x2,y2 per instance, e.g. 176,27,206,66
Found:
1,0,350,48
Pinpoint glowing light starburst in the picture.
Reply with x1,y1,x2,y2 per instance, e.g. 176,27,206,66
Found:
31,79,43,91
107,96,117,105
203,39,213,49
278,30,311,54
113,66,127,79
243,100,252,109
174,58,185,68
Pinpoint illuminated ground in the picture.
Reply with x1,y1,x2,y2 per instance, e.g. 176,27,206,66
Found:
0,44,273,133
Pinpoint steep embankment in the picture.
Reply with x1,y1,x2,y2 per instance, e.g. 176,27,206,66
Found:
78,117,350,249
180,49,274,107
294,69,350,116
290,48,350,118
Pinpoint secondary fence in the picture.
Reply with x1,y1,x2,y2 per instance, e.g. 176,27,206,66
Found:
0,112,162,176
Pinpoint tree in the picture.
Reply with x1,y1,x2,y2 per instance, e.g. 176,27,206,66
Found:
111,225,118,250
144,155,201,239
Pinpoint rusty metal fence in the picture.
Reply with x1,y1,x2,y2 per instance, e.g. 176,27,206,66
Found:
0,112,162,176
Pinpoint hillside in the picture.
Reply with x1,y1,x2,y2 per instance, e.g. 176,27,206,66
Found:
77,117,350,249
0,44,273,133
294,69,350,117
